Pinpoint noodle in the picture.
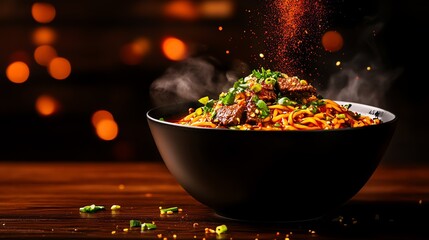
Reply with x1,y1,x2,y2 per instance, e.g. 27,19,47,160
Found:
169,68,382,130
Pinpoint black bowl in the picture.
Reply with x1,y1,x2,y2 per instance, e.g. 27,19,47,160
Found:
147,101,397,222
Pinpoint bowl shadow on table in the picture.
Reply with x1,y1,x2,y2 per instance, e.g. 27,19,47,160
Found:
208,200,428,239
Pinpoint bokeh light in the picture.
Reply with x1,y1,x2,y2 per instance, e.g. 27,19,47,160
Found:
91,110,114,127
35,95,59,116
322,30,344,52
31,2,56,23
198,0,234,18
48,57,71,80
163,0,198,20
32,26,57,45
95,119,119,141
119,37,151,65
92,110,119,141
34,45,58,66
162,37,188,61
6,61,30,84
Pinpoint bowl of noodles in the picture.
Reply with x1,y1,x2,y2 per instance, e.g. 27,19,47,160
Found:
146,68,397,222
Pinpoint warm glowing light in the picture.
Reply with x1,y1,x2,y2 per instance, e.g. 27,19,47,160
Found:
336,61,341,66
163,0,198,20
259,53,264,58
119,37,151,65
35,95,59,116
162,37,188,61
6,61,30,84
322,30,344,52
95,119,119,141
226,50,230,54
92,110,114,127
48,57,71,80
32,2,56,23
366,66,371,71
34,45,57,66
199,0,234,18
218,26,223,31
32,26,57,45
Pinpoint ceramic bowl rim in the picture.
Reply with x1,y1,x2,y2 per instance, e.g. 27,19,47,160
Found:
146,100,397,132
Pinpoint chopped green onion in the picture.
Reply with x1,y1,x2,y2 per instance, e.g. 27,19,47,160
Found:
278,97,297,106
343,103,352,109
299,79,308,85
130,220,142,228
252,69,262,79
220,92,235,105
195,107,203,116
79,204,105,213
309,106,318,114
141,223,157,231
205,99,214,108
264,77,276,85
251,83,262,92
159,206,179,214
256,100,269,118
216,224,228,234
238,83,249,89
337,113,346,119
198,96,209,105
203,99,215,115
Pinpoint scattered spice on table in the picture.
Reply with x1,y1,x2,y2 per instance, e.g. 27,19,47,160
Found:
205,227,215,234
110,204,121,210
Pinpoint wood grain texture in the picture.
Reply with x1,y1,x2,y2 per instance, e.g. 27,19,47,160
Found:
1,162,428,240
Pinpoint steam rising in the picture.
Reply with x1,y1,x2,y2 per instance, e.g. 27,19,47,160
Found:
151,19,401,109
321,54,401,107
321,21,402,108
150,56,248,107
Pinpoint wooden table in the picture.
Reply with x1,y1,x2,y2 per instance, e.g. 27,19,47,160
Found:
1,162,428,240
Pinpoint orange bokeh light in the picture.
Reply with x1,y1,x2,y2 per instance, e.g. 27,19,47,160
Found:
6,61,30,84
162,37,188,61
48,57,71,80
163,0,198,20
322,30,344,52
34,45,58,66
95,119,119,141
35,95,59,116
198,0,234,18
119,37,151,65
91,110,114,127
32,26,57,45
32,2,56,23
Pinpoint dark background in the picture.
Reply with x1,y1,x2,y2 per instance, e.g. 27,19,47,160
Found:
0,0,427,165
